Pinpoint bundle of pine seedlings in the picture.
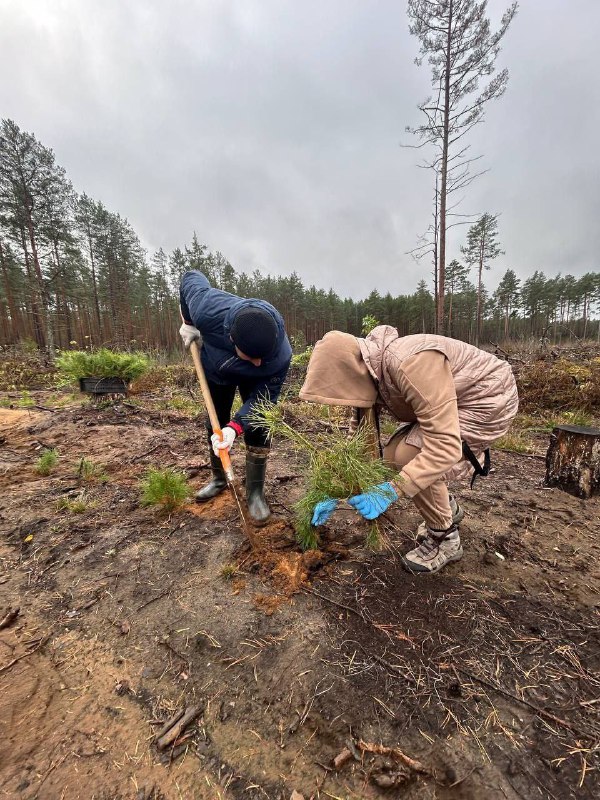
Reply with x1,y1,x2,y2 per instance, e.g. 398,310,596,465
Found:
248,401,395,549
56,349,150,382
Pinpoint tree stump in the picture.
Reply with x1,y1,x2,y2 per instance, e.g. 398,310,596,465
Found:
545,424,600,499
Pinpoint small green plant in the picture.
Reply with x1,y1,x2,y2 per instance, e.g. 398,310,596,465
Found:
167,394,199,415
35,448,59,475
380,419,398,437
231,394,243,415
365,522,383,551
220,563,238,580
17,390,35,408
361,314,380,336
248,401,395,550
56,349,150,383
141,467,190,511
291,346,314,368
46,392,76,408
77,457,108,482
56,493,89,513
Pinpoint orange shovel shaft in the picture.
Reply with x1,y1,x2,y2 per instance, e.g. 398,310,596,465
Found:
212,426,233,477
189,341,234,481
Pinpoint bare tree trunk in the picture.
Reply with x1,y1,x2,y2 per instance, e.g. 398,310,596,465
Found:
84,220,102,339
0,239,21,341
25,210,54,357
433,174,439,332
437,0,453,337
19,225,45,347
0,296,9,342
475,239,483,347
475,262,482,347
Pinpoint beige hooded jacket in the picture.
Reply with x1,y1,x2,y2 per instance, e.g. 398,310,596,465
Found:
299,326,519,497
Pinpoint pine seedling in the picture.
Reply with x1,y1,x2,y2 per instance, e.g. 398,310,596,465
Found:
56,493,89,513
365,522,382,550
35,448,58,476
78,457,108,482
140,467,190,512
248,401,395,550
56,349,150,382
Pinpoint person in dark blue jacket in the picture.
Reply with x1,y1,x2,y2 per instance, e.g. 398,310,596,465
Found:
179,270,292,524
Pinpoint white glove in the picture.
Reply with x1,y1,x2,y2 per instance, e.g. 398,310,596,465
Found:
179,323,201,349
211,426,237,456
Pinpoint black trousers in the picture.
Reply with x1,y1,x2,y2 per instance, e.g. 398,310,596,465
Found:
205,379,270,449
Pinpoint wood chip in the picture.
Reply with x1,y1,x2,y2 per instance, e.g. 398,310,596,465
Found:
0,606,20,630
333,747,353,770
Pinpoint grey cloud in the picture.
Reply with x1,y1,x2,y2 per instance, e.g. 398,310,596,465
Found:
1,0,598,298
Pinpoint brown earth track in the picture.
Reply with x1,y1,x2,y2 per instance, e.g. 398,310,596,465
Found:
0,394,599,800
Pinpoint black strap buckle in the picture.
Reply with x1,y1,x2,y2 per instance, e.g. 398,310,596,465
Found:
462,441,491,488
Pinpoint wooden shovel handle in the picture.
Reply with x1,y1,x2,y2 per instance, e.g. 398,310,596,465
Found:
189,341,233,477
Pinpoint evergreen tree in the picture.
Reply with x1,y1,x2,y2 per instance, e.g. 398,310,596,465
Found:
414,279,435,333
0,118,76,352
521,270,547,335
445,259,470,336
461,213,503,345
494,268,520,339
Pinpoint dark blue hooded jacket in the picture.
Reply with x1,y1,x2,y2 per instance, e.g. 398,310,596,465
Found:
180,271,292,430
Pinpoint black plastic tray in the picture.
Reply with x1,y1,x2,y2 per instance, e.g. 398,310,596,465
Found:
79,377,129,395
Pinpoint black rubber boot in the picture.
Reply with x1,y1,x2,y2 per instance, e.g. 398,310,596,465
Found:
195,449,227,503
246,447,271,525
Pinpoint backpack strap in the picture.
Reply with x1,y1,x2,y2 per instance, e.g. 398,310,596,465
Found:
462,441,491,488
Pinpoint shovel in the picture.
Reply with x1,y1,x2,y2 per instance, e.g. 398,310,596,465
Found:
188,341,248,528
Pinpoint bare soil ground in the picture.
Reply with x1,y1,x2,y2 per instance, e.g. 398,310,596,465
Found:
0,381,599,800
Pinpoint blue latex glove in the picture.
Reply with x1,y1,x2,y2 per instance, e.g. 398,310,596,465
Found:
311,498,339,526
347,482,398,520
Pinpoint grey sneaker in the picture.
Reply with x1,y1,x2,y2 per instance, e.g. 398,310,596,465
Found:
416,495,464,542
402,526,463,574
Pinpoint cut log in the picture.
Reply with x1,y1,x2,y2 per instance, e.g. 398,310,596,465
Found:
545,424,600,499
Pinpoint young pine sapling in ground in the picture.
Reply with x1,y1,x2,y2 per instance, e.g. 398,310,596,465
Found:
140,467,190,512
35,448,59,476
248,401,396,549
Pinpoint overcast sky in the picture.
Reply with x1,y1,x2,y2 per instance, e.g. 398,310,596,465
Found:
1,0,598,298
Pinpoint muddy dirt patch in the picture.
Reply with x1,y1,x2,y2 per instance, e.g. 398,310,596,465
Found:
1,392,599,799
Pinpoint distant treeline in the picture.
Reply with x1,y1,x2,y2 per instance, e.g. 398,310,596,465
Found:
0,118,598,354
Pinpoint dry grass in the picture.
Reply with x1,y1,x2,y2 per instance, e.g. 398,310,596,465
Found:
493,430,534,454
129,363,196,392
517,358,600,412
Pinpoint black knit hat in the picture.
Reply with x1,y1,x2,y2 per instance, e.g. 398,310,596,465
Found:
230,307,278,359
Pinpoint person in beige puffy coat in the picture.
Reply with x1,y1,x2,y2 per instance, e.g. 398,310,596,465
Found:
299,326,519,573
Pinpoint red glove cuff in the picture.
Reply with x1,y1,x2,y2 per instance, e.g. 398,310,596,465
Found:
227,420,243,437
